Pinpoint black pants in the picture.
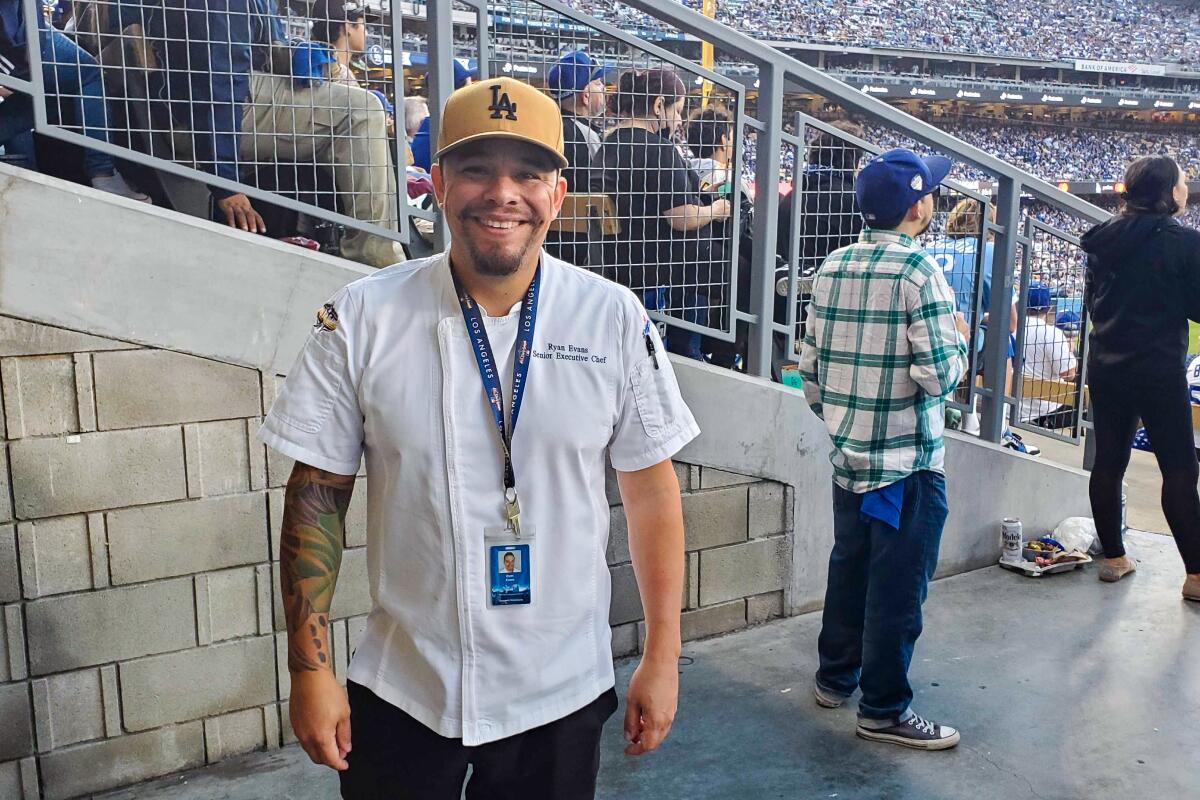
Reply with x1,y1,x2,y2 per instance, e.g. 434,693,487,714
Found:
1031,404,1077,431
339,682,618,800
1088,368,1200,573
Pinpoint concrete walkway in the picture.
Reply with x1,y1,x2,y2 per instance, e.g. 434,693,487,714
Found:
97,531,1198,800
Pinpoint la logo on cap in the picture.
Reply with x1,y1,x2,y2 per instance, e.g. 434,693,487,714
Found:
488,84,518,121
910,174,923,191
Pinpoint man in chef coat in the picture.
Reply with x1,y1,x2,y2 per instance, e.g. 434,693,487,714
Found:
260,76,700,799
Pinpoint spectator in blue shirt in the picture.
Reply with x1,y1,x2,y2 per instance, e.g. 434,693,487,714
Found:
926,198,996,319
109,0,402,266
926,199,1028,450
410,59,475,172
0,0,149,200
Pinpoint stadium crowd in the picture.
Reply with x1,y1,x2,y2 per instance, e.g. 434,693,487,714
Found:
741,119,1200,207
853,119,1200,182
571,0,1200,66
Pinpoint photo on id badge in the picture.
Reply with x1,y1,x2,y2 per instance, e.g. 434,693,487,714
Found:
487,528,533,606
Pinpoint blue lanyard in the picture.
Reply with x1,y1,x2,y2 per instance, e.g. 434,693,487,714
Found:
454,265,541,492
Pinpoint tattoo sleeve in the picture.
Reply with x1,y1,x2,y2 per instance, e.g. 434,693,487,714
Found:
280,462,356,674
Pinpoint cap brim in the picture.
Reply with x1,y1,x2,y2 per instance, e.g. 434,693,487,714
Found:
548,65,607,98
435,132,569,169
922,155,953,191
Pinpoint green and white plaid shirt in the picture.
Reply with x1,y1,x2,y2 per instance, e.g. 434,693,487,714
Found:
799,228,968,493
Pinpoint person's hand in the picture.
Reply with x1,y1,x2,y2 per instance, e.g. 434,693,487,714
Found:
623,653,678,756
710,198,732,220
290,670,352,771
217,193,267,234
954,311,970,338
0,86,12,98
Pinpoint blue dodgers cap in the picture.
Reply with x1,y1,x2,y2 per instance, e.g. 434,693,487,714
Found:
1056,310,1082,332
545,50,605,99
854,148,953,227
452,59,476,89
1028,284,1054,310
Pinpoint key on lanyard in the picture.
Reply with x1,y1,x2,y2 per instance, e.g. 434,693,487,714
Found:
504,487,522,538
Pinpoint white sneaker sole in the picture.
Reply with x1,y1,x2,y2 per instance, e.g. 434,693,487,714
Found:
856,726,961,750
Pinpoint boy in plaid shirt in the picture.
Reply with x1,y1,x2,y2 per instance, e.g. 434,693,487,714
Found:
799,149,969,750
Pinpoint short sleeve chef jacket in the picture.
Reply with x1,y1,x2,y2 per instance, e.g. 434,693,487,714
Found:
258,252,700,745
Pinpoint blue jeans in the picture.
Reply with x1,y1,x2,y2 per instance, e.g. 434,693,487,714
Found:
0,28,115,178
643,287,708,361
816,471,948,723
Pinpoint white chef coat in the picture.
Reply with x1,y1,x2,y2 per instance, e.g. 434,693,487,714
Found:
259,252,699,745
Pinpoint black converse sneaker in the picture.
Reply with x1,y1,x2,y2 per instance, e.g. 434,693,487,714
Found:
856,712,960,750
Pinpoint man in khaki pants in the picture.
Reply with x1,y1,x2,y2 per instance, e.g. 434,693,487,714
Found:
114,0,403,267
242,69,402,267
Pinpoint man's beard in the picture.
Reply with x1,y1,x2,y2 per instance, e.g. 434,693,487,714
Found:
457,212,543,277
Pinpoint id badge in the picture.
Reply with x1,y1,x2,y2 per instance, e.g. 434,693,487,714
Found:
484,526,535,607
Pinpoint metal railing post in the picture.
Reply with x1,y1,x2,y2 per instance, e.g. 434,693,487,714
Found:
389,2,411,244
979,175,1021,443
427,0,456,250
746,61,783,378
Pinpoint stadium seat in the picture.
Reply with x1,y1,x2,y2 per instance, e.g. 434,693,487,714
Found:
548,193,621,236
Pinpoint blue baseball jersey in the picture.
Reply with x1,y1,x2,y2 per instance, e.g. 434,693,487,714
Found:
925,237,994,319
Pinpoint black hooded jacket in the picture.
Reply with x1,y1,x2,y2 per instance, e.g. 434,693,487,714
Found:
1080,213,1200,377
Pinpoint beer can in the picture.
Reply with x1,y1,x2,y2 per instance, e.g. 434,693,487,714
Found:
1001,518,1023,562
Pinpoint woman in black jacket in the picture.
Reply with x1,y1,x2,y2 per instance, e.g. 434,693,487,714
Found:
1080,155,1200,600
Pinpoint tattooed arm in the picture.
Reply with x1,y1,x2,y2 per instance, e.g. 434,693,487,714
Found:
280,461,356,771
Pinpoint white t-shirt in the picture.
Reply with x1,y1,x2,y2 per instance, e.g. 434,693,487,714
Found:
258,253,699,745
1019,316,1077,421
688,156,750,196
571,116,602,161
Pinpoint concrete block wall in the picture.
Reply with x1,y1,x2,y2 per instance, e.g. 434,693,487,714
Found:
0,316,791,799
605,465,794,658
0,318,362,799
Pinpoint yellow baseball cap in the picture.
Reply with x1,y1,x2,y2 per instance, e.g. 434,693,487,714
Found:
435,77,568,169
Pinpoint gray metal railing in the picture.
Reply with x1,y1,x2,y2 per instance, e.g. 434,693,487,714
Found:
780,114,995,412
1010,218,1091,444
0,0,1111,446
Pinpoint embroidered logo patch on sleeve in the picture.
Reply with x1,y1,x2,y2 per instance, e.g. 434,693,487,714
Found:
315,303,340,332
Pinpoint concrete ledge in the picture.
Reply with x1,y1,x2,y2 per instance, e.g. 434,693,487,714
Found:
0,164,369,377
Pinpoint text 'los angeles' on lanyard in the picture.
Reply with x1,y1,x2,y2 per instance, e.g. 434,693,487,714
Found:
454,265,540,538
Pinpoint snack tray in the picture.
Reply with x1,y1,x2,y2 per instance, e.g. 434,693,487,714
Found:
998,553,1092,577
